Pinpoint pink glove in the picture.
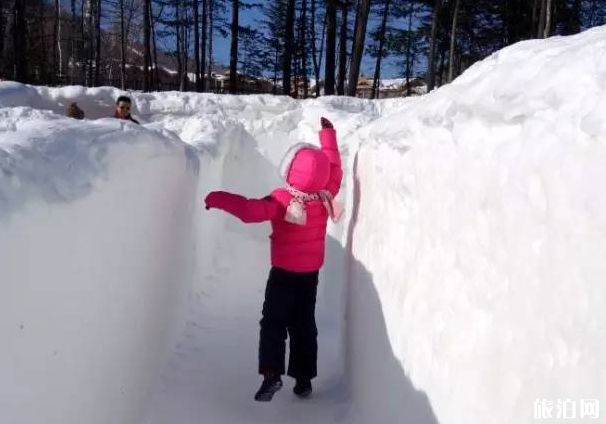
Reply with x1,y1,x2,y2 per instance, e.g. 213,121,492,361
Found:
204,191,228,210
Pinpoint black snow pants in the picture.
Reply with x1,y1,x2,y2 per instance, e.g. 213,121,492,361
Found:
258,266,319,380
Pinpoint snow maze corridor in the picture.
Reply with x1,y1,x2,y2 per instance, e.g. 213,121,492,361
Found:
3,27,606,424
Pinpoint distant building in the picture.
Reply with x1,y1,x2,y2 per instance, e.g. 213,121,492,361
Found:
355,76,427,99
212,71,274,94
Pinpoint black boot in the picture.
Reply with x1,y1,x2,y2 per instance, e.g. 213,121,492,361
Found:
293,379,312,398
254,374,283,402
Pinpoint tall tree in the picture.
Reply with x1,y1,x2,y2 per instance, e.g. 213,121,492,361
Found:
94,0,101,85
239,26,268,77
448,0,461,82
54,0,60,82
405,0,415,95
310,0,322,97
532,0,539,38
207,0,214,86
262,0,285,93
152,4,160,87
70,0,77,83
13,0,27,82
143,0,152,91
538,0,546,37
427,0,441,91
37,0,49,82
229,0,238,93
337,0,348,95
120,0,126,88
283,0,295,96
371,0,391,99
300,0,309,98
201,0,208,90
347,0,371,96
325,0,337,95
0,0,4,69
84,0,93,85
180,1,189,90
80,0,85,82
544,0,553,38
175,0,183,89
194,0,201,91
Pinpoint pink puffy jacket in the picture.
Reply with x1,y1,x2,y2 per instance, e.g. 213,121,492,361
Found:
205,128,342,273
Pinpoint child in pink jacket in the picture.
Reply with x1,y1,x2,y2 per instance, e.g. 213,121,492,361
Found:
204,117,343,402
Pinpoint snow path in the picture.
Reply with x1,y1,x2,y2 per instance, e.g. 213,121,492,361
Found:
142,231,350,424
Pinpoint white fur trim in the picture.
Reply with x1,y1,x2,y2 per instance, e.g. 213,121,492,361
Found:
278,142,318,181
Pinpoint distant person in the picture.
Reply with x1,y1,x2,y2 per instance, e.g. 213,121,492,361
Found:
204,117,343,402
114,96,140,124
66,102,85,120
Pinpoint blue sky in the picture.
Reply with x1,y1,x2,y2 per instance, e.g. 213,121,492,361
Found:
210,5,423,79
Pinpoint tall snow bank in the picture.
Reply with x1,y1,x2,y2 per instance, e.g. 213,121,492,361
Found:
0,108,199,424
348,26,606,424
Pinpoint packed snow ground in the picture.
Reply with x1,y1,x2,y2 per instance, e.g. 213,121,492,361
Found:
2,26,606,424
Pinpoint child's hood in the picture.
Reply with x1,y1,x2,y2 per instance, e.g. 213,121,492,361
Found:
279,143,330,193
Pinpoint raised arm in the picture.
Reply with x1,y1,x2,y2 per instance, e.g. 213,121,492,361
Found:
204,191,284,223
319,118,343,197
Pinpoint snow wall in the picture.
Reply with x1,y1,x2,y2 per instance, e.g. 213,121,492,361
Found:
0,107,200,424
1,25,606,424
346,27,606,424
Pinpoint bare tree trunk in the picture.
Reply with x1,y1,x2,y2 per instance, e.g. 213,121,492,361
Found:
54,0,60,82
317,10,326,95
371,0,391,100
0,0,4,67
301,0,308,98
176,0,183,89
283,0,295,96
324,0,337,95
201,0,207,91
272,43,279,94
143,0,151,91
531,0,539,38
427,0,440,92
193,0,201,91
229,0,238,94
207,0,214,88
38,0,48,82
58,1,63,80
351,0,360,51
437,42,446,86
448,0,460,83
537,0,546,38
181,6,189,90
293,37,300,97
120,0,126,89
95,0,101,86
337,1,347,95
405,0,413,96
13,0,27,82
347,0,370,96
310,0,321,97
272,43,278,94
543,0,552,38
69,0,77,83
81,0,85,82
87,0,94,86
152,5,160,88
84,0,93,86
